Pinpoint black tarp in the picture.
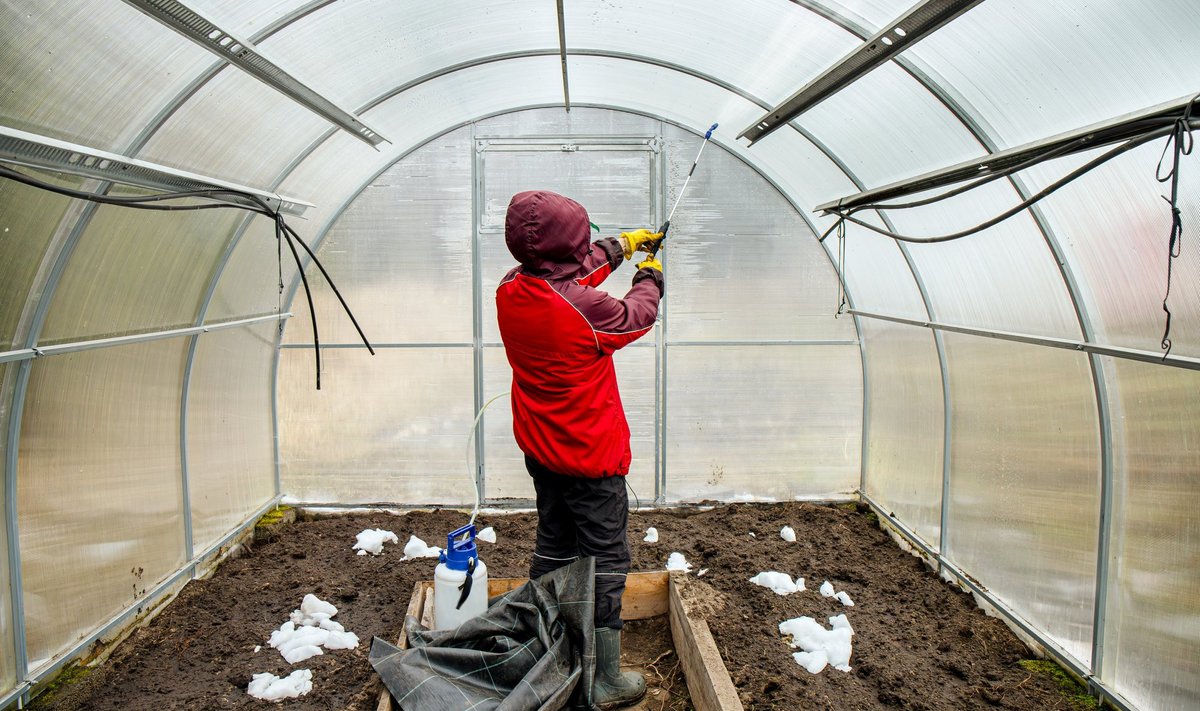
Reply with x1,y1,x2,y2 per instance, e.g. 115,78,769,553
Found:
370,557,598,711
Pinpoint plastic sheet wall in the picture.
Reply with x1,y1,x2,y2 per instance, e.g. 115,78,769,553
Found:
278,109,861,504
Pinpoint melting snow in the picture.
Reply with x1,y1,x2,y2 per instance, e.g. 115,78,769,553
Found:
643,527,659,543
780,526,796,542
779,614,854,674
267,594,359,664
402,535,442,560
835,591,855,607
749,572,805,595
819,580,835,597
477,526,497,543
665,552,693,573
353,528,398,556
247,669,313,701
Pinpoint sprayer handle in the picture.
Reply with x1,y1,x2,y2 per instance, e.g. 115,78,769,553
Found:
704,123,718,140
644,220,669,257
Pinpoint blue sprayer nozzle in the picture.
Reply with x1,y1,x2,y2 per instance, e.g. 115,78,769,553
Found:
705,123,718,139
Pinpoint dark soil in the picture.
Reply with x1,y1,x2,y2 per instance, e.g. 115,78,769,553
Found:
34,502,1086,710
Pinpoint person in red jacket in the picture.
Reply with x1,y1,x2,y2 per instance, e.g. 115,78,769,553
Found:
497,190,663,709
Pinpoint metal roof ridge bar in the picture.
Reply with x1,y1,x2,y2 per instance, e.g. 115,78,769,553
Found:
119,0,387,148
556,0,571,111
851,309,1200,371
816,93,1200,212
0,126,312,217
739,0,985,145
0,313,290,363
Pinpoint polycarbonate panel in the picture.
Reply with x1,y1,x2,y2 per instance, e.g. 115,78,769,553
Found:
860,318,944,547
0,1,216,151
894,180,1082,338
254,0,559,112
185,0,317,36
481,345,656,502
660,125,854,342
665,345,861,501
566,0,858,107
138,68,331,187
18,340,187,670
0,362,13,695
1102,358,1200,710
802,61,985,188
278,347,475,505
912,0,1200,148
283,127,474,346
0,170,86,349
39,190,242,344
204,217,287,322
477,106,660,138
1023,144,1200,358
479,145,655,230
186,323,276,551
943,334,1099,664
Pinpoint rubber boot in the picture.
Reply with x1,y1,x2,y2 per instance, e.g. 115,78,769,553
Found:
592,627,647,709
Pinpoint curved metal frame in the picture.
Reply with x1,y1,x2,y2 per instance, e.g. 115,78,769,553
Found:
1,1,1128,706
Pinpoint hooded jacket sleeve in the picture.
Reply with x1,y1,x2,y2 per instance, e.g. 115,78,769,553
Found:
573,278,662,355
574,237,625,288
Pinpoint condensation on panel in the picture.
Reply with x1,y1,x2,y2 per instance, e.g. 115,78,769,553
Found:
480,147,655,230
481,345,657,502
0,170,86,349
665,345,861,501
278,347,475,505
895,179,1082,339
18,340,187,670
137,69,331,188
1023,144,1200,358
0,362,12,694
943,334,1099,664
38,190,242,345
186,323,276,551
284,127,474,346
1101,358,1200,710
911,0,1200,148
860,318,944,547
660,124,856,342
0,1,215,151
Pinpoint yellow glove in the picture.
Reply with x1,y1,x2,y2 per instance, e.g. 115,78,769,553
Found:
619,229,664,259
636,255,662,273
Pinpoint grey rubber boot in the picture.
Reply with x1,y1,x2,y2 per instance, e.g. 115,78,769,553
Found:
592,627,647,709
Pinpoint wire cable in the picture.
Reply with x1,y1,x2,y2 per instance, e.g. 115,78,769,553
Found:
1153,94,1197,357
465,391,511,526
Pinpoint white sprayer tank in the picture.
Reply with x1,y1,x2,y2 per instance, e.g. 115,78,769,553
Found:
433,524,489,630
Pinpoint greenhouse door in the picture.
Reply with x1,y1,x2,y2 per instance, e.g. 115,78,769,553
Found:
476,135,666,502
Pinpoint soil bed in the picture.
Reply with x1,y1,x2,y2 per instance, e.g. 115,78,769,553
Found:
36,502,1084,710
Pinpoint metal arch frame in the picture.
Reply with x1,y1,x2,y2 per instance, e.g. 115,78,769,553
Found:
0,1,1119,705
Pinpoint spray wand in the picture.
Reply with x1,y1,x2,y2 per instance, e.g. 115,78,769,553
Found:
647,122,718,257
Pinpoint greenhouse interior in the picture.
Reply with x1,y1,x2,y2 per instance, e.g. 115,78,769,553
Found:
1,0,1197,709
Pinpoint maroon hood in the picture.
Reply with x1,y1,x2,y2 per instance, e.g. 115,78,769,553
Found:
505,190,592,279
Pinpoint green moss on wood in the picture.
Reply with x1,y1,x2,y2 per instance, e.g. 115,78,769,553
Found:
28,662,91,709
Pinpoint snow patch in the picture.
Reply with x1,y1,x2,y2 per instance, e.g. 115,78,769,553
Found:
353,528,398,556
477,527,497,544
247,669,313,701
401,535,442,560
665,552,693,573
643,527,659,543
780,526,796,542
267,594,360,665
835,591,855,607
819,580,835,597
749,571,805,596
779,614,854,674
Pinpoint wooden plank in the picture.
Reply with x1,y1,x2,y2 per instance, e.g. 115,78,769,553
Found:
487,571,668,620
668,573,744,711
376,581,426,711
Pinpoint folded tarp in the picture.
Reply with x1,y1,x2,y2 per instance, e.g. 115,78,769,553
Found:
370,556,597,711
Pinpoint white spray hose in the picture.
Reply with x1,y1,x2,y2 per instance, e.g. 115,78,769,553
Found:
466,391,511,526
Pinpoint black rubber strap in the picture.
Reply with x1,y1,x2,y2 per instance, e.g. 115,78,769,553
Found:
456,558,476,610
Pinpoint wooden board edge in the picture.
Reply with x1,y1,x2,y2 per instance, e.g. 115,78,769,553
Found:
488,571,669,620
668,573,745,711
375,581,427,711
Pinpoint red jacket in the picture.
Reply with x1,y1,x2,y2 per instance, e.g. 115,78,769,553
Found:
497,191,664,477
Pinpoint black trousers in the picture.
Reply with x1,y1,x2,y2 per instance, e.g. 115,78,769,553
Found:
526,456,630,629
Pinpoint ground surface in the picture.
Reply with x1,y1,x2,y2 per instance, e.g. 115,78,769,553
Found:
34,502,1087,710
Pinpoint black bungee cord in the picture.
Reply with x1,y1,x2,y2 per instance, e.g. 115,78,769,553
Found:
1154,94,1196,358
0,163,373,388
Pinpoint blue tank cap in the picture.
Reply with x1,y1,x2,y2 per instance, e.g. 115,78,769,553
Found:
439,524,478,571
